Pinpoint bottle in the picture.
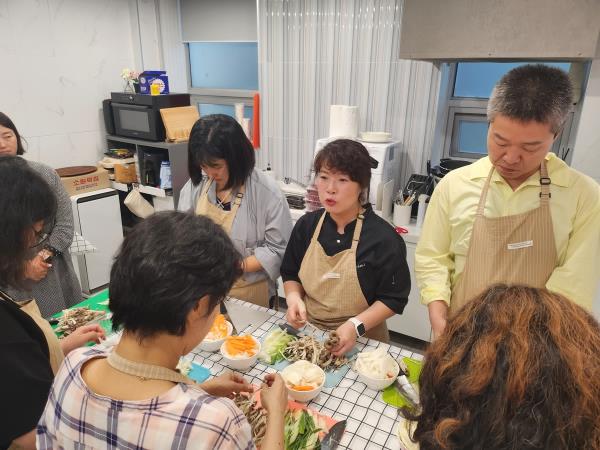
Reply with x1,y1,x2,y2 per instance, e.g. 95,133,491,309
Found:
159,161,172,189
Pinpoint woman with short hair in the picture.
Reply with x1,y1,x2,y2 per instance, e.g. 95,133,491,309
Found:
281,139,411,354
178,114,292,308
38,212,288,449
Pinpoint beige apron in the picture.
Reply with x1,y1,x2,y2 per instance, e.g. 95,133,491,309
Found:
196,179,269,307
18,299,64,374
0,289,64,374
450,161,557,313
298,210,390,343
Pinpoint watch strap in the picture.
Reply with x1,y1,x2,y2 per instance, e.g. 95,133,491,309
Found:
348,317,366,337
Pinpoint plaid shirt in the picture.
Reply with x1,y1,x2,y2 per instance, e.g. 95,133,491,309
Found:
37,347,255,450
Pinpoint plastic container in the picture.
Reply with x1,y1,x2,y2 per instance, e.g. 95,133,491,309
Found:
159,161,172,189
393,204,412,227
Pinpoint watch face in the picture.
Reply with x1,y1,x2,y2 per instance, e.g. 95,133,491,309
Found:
357,323,366,337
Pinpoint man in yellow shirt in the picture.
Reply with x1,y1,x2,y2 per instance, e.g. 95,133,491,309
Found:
416,64,600,338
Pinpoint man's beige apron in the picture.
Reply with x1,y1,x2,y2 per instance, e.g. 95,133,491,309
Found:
298,211,389,342
196,179,269,307
450,161,557,313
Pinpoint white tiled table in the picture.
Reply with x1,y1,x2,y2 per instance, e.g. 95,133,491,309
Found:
189,299,423,450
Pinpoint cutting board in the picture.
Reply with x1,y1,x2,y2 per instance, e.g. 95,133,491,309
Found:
160,106,199,142
56,166,97,177
223,300,272,334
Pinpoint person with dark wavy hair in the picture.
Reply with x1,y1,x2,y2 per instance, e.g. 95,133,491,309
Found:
38,212,288,450
281,139,411,354
178,114,292,308
399,284,600,450
0,111,83,317
0,157,104,450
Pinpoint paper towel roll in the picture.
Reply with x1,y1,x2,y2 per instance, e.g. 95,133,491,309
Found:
329,105,359,138
235,103,245,124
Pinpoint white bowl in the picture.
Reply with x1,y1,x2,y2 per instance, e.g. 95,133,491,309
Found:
281,361,326,403
198,321,233,352
219,336,261,371
355,356,399,391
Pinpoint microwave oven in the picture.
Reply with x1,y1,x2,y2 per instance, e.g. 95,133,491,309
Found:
103,92,190,141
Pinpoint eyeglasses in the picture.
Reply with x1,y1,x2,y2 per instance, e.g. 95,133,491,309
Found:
29,218,56,249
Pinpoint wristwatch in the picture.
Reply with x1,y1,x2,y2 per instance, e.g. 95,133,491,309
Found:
348,317,366,337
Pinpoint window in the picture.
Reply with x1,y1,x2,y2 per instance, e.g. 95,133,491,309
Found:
186,42,258,120
441,62,581,162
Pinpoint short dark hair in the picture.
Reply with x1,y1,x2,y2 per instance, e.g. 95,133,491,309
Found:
313,139,372,191
407,285,600,449
187,114,255,189
0,156,57,288
109,211,243,340
0,111,26,155
487,64,573,134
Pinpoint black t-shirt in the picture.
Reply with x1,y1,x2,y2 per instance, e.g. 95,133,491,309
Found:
281,206,410,314
0,295,54,449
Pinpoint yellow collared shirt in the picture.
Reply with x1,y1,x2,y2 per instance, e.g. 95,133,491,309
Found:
415,153,600,310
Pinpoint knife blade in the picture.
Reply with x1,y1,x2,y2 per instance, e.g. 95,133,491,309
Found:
320,420,346,450
278,323,303,336
394,375,420,408
223,299,271,335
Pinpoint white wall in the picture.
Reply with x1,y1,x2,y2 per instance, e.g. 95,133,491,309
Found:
0,0,171,169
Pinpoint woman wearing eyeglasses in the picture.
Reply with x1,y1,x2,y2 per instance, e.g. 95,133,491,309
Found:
0,157,104,450
0,112,82,317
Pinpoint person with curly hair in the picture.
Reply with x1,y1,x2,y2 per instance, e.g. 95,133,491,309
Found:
281,139,411,354
399,284,600,450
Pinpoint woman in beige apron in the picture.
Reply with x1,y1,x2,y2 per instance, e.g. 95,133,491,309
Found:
182,115,292,308
0,158,103,450
450,161,556,313
283,140,411,355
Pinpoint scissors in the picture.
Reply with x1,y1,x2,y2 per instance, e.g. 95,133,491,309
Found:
395,226,409,235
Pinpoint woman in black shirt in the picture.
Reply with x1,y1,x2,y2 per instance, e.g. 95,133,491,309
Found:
0,157,104,449
281,140,410,355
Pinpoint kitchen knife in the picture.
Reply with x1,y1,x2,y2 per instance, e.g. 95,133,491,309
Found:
320,420,346,450
278,323,303,337
394,375,420,408
223,299,272,334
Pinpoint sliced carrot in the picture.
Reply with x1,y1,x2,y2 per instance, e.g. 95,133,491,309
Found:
290,385,315,391
225,335,257,356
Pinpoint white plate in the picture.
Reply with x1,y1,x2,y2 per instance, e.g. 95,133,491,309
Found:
359,131,392,143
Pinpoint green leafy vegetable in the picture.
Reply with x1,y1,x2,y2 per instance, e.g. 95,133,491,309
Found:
284,409,321,450
258,328,297,364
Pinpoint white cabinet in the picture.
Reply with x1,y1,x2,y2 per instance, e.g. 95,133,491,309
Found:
386,239,431,342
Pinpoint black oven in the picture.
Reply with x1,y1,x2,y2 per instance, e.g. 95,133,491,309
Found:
104,92,190,141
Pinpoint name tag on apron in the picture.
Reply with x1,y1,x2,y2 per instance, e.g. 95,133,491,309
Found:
322,272,341,280
507,240,533,250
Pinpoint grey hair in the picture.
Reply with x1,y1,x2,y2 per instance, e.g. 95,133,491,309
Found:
487,64,573,134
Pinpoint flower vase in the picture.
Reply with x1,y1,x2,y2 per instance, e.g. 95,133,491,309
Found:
123,80,135,93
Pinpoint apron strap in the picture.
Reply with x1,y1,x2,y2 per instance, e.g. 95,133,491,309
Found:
230,184,246,213
107,350,192,384
478,160,552,215
351,211,365,251
311,208,365,248
539,160,551,205
476,167,495,216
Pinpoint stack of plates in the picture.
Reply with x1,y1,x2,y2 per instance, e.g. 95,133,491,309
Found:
359,131,392,143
